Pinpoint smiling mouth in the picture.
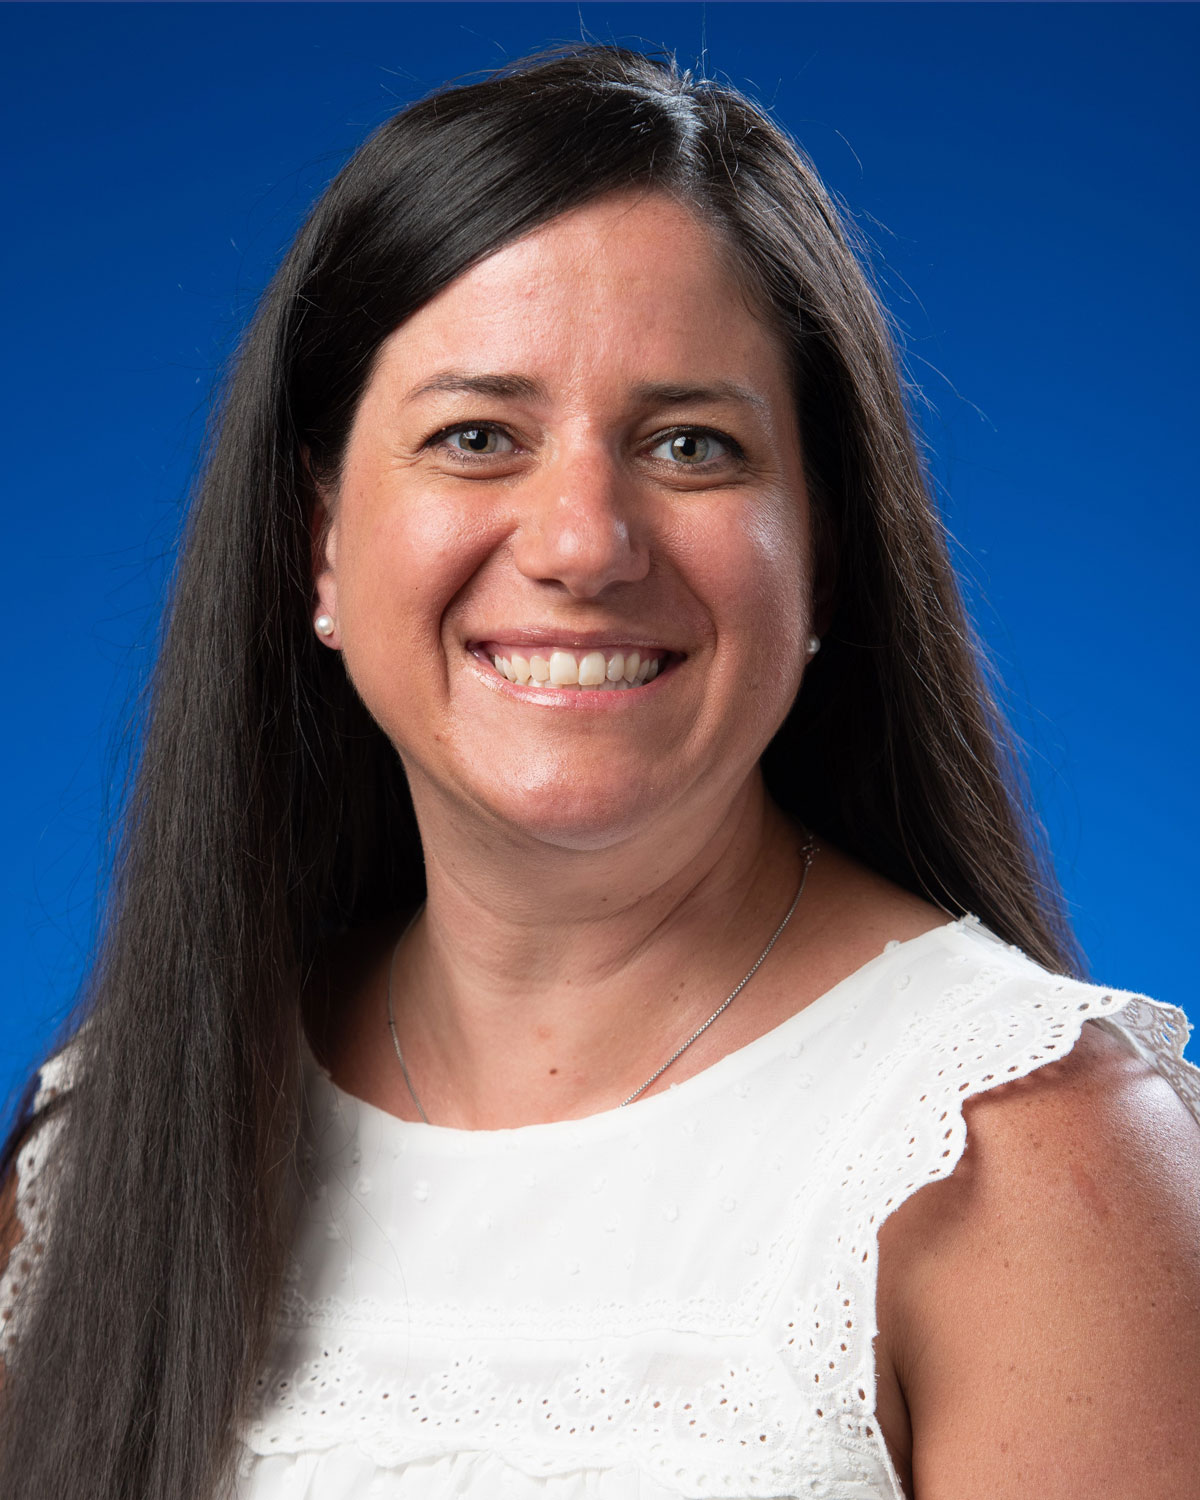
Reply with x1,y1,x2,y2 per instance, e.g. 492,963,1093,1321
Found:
474,644,674,691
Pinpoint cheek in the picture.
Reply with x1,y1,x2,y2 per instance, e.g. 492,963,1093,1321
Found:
328,479,506,752
336,484,502,655
738,526,810,715
675,489,811,668
745,499,811,624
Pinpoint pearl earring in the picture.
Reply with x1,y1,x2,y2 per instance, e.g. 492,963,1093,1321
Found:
314,614,335,638
806,635,821,656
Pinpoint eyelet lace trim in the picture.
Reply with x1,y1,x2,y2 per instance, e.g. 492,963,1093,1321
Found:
239,941,1199,1497
773,953,1197,1494
0,1050,73,1363
6,943,1197,1500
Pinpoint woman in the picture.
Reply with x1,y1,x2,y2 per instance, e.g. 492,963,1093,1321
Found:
1,43,1197,1500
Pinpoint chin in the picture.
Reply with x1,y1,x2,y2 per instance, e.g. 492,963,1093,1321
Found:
477,776,672,854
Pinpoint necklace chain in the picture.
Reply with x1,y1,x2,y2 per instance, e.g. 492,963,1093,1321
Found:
386,834,818,1126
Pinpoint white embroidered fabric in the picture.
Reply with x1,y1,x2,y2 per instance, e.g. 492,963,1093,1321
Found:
0,1045,71,1366
4,918,1198,1499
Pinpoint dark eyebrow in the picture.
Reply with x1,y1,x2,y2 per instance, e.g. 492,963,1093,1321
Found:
627,380,769,415
402,371,770,415
402,371,547,404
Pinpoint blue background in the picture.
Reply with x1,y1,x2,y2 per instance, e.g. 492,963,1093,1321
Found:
3,1,1197,1112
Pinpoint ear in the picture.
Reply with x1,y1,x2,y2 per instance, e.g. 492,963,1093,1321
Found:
308,465,341,650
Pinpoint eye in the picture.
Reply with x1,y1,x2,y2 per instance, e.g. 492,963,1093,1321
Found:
434,424,517,457
648,429,733,467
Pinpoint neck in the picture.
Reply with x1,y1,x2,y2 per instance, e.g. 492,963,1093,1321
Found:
384,769,811,1127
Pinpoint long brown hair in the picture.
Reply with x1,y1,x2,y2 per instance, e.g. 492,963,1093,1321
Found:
0,43,1080,1500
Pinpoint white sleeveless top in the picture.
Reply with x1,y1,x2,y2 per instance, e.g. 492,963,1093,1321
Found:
4,918,1197,1498
230,917,1199,1499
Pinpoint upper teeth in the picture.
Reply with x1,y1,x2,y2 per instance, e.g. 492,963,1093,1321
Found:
489,648,662,689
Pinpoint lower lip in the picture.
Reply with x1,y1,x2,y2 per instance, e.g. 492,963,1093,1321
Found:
465,649,677,707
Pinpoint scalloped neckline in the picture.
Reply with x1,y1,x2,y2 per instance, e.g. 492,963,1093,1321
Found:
302,914,977,1150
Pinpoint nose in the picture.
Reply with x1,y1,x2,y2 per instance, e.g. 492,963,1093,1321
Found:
509,449,650,598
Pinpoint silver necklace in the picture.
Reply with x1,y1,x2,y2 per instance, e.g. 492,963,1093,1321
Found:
386,834,817,1125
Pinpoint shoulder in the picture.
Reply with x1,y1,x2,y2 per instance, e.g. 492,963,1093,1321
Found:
885,1015,1200,1288
879,1008,1200,1498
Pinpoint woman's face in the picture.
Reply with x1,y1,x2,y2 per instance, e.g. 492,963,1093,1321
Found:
314,190,815,851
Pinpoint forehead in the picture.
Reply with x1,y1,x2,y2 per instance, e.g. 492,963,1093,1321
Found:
367,191,789,403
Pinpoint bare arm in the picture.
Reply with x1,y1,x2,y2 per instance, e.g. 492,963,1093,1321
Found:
880,1021,1200,1499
